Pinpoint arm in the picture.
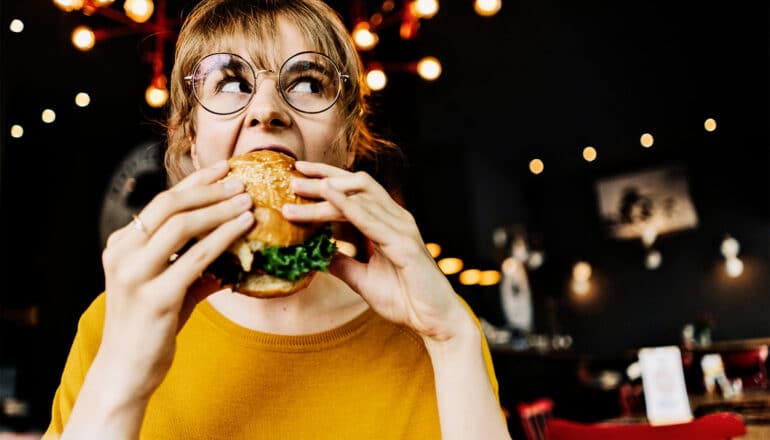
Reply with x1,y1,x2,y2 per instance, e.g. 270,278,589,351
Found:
423,302,510,440
284,162,511,439
59,161,254,439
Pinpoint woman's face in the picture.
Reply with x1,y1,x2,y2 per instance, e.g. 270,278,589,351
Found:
190,17,352,169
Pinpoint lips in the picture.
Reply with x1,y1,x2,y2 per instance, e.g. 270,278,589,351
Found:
247,145,297,160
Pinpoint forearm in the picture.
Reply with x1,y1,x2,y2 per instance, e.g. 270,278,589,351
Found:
61,354,150,440
424,305,511,440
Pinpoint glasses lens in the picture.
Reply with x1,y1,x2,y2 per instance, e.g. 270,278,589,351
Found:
280,52,342,113
191,54,254,115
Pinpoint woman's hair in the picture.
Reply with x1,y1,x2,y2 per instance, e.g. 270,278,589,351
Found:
164,0,400,184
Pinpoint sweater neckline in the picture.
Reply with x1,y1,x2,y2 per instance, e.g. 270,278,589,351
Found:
196,298,377,352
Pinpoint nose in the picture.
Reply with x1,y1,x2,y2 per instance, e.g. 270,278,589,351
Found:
243,71,291,129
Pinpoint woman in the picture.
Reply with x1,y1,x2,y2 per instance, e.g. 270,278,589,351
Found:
44,1,510,438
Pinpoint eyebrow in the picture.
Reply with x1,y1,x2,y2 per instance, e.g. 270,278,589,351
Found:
283,60,332,76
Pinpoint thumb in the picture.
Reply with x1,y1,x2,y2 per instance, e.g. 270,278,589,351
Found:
328,252,368,295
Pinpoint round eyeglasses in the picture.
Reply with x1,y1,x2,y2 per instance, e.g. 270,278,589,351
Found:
184,51,349,115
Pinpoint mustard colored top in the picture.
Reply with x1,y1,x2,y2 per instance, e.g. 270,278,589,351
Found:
43,293,501,439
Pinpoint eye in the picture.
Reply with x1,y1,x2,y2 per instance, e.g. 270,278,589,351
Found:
288,76,324,94
217,77,252,94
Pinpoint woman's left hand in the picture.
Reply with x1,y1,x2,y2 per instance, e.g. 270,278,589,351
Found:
283,161,469,343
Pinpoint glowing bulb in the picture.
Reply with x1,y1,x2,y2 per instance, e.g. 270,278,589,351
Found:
527,251,544,269
9,19,24,33
124,0,154,23
413,0,439,19
720,236,739,258
72,26,95,51
75,92,91,107
640,132,654,148
352,22,378,50
479,270,501,286
426,243,441,258
10,125,24,138
145,84,168,108
417,56,441,80
366,69,387,91
53,0,85,12
41,109,56,124
704,118,717,132
529,158,544,175
459,269,481,285
438,257,463,275
572,261,591,281
583,146,597,162
474,0,502,17
645,249,662,270
93,0,115,5
571,279,589,296
725,257,743,278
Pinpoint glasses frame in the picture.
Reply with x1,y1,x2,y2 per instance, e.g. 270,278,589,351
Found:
184,51,350,115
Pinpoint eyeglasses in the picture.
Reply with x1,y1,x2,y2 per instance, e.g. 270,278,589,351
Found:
184,51,349,115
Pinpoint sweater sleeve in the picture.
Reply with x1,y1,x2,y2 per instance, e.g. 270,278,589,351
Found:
41,293,107,440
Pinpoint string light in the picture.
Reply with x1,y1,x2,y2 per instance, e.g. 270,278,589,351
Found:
41,109,57,124
124,0,154,23
366,69,387,91
529,158,544,175
582,146,597,162
438,257,463,275
53,0,85,12
412,0,439,19
704,117,717,132
71,26,95,51
10,125,24,139
640,132,654,148
474,0,502,17
75,92,91,107
416,56,442,80
459,269,481,285
425,243,442,258
352,21,378,50
9,19,24,33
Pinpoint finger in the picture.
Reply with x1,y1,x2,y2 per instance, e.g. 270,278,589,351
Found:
282,200,344,222
142,192,253,271
175,160,230,190
153,210,254,306
136,175,245,237
294,160,350,178
291,173,390,200
318,180,402,247
327,252,368,295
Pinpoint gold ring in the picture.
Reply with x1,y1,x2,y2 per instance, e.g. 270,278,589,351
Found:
132,213,149,234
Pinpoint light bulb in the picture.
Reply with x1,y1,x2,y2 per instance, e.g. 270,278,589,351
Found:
725,257,743,278
72,26,95,51
417,56,441,80
366,69,387,91
124,0,154,23
474,0,502,17
145,83,168,108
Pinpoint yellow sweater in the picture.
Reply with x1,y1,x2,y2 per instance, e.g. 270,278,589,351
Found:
43,293,501,439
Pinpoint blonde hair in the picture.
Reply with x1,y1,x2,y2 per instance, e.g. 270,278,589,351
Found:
164,0,398,184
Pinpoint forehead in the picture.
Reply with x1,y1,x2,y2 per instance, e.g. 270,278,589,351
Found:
201,17,318,68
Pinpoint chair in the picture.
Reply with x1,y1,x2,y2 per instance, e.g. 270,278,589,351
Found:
546,412,746,440
517,398,554,440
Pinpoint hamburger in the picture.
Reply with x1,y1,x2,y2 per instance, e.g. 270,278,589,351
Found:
207,150,337,298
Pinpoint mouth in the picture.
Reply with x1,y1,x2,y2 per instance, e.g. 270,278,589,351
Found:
247,145,297,160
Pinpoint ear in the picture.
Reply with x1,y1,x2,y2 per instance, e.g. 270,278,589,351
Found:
190,137,201,170
345,144,355,170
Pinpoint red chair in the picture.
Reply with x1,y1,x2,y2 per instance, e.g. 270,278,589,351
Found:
546,412,746,440
517,398,554,440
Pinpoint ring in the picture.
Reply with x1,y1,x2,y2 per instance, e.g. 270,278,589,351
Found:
132,213,149,235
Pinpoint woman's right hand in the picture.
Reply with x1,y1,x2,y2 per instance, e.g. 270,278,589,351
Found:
96,159,254,403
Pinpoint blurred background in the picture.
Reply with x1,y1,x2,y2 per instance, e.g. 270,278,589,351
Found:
1,0,768,437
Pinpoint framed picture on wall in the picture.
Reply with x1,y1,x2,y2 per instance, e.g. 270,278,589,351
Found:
595,165,699,240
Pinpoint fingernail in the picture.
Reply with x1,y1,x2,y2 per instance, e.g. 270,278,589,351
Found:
224,178,243,192
213,160,228,170
238,211,253,224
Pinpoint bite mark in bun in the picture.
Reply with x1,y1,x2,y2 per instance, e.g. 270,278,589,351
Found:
207,150,337,298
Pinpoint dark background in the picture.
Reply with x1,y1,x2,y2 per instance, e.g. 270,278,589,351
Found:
1,0,769,434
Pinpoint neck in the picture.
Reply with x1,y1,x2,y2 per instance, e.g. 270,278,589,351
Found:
206,272,369,335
